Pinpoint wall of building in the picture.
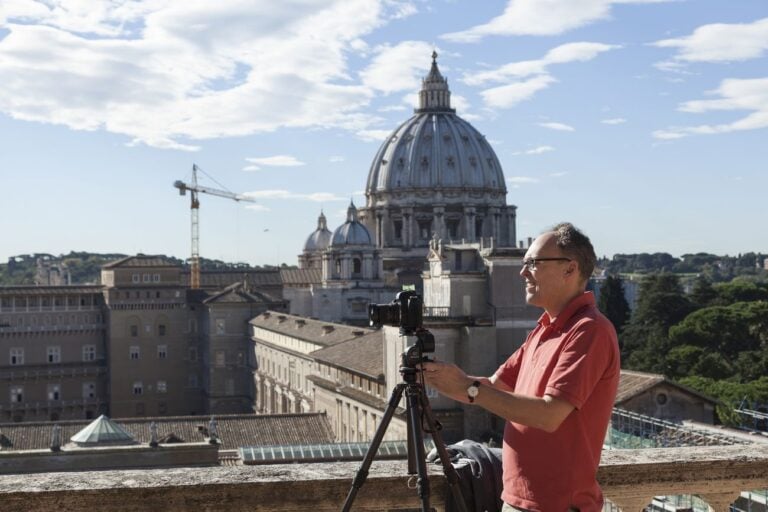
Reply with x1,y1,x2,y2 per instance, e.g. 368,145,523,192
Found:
0,289,108,422
0,443,218,475
620,384,716,423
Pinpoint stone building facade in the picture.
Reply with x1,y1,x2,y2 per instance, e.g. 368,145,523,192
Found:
0,286,109,422
0,255,285,422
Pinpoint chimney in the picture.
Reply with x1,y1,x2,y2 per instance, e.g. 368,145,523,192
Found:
295,319,306,328
277,315,287,323
321,325,334,335
352,330,365,337
527,237,533,248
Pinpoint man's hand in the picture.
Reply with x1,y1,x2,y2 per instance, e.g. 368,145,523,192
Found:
420,360,474,403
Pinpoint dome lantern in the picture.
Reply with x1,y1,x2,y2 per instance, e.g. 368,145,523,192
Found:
417,51,454,114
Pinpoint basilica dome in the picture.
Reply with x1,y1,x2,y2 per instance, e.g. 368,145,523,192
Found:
303,211,332,252
365,52,507,205
331,202,372,247
357,53,516,258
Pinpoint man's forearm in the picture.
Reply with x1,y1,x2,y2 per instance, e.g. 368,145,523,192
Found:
472,383,573,433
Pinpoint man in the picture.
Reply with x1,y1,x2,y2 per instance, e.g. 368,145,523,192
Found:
422,223,620,512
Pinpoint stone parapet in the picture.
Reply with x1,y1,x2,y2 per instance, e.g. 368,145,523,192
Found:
0,445,766,511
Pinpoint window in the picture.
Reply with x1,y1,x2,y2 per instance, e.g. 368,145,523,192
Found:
158,324,166,336
352,258,362,275
82,345,96,361
394,220,403,240
133,381,143,395
132,274,140,283
47,346,61,363
130,324,138,337
157,380,167,393
215,351,226,367
143,273,151,282
225,379,235,396
215,319,226,335
153,274,160,282
157,345,167,359
10,348,24,366
475,218,483,238
10,386,23,403
189,346,198,361
447,219,459,239
83,382,96,399
48,384,61,401
130,346,140,360
419,220,431,240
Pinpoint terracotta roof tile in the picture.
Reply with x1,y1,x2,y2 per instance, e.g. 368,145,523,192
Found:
0,413,334,451
251,311,374,348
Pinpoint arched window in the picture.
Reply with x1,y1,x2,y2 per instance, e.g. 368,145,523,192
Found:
352,258,362,276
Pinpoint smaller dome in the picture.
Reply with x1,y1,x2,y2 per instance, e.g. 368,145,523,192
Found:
304,211,332,252
331,202,372,247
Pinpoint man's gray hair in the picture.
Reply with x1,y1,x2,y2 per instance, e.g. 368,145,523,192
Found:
549,222,596,281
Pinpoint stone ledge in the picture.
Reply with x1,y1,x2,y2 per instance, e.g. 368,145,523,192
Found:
0,445,767,511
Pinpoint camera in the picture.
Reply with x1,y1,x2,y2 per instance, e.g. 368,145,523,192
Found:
369,291,435,366
368,290,423,335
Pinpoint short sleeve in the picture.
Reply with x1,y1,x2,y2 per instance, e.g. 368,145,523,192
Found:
544,317,619,409
494,343,526,389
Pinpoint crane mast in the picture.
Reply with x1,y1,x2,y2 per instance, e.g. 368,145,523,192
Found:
174,164,256,289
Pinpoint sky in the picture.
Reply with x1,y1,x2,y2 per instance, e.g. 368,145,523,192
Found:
1,0,767,266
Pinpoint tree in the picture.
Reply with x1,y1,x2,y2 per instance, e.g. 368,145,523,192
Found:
598,275,630,334
620,273,694,373
690,275,717,308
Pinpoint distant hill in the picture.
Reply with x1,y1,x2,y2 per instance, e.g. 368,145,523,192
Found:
0,252,290,286
599,252,766,282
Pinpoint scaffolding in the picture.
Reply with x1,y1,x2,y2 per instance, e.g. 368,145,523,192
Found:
607,408,749,449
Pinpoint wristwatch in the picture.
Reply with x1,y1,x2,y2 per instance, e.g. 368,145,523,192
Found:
467,380,481,403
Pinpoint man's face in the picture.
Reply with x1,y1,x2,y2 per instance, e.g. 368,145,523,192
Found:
520,233,572,311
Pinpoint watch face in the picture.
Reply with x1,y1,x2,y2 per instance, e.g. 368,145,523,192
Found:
468,385,479,397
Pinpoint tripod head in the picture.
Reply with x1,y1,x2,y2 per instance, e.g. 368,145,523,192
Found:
400,328,435,371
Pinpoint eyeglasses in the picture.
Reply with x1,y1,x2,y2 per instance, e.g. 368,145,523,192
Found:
522,257,572,271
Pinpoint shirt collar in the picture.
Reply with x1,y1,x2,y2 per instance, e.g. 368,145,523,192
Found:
537,291,595,332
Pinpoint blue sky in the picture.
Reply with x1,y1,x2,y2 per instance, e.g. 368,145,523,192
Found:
1,0,766,266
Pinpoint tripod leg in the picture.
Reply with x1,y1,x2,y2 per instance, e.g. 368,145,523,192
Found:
417,390,470,512
405,384,432,512
341,383,406,512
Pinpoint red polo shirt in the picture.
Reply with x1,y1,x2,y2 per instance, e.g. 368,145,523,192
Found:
494,292,619,512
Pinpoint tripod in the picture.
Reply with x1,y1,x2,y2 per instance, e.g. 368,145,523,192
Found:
341,345,469,512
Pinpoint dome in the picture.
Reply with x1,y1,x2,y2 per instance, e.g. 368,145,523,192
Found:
304,211,332,252
365,52,507,204
331,202,372,247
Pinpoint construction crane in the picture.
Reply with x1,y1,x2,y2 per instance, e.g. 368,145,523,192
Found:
174,164,256,289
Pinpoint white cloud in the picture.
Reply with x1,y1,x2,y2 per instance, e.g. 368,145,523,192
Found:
245,204,271,212
653,17,768,64
550,172,568,177
245,155,305,167
378,104,408,112
601,117,626,125
465,42,617,110
0,1,413,149
441,0,668,42
512,145,555,155
539,121,574,131
360,40,436,94
653,77,768,139
481,75,557,109
329,155,345,163
464,42,618,86
242,164,261,172
356,129,393,142
507,176,540,184
243,189,346,202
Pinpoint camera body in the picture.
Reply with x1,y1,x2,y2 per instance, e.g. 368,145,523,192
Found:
368,290,423,335
369,291,435,367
